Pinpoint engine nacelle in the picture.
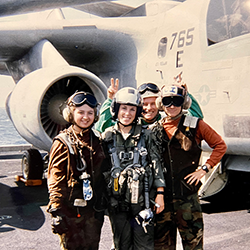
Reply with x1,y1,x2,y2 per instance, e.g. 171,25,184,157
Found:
7,65,107,152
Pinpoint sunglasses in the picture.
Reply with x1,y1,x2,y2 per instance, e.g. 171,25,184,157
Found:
162,96,184,107
70,92,98,108
138,83,160,94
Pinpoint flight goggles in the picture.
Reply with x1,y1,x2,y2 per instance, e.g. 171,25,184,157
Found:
161,85,185,107
138,83,160,95
162,96,184,107
69,92,98,108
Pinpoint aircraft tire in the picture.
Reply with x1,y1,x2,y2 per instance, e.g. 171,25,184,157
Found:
22,149,44,180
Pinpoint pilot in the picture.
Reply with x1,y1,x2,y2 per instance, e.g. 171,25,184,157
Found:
102,87,165,250
95,76,203,133
47,92,107,250
151,82,227,250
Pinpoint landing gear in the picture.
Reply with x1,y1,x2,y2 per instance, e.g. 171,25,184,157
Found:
16,148,45,186
22,149,44,180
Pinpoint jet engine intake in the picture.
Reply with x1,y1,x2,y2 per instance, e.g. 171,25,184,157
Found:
6,65,106,152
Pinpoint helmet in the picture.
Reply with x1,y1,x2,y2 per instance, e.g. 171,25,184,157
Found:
138,82,160,99
63,91,99,123
110,87,142,120
156,84,192,111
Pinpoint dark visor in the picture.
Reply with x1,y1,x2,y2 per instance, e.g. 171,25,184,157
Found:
162,96,184,107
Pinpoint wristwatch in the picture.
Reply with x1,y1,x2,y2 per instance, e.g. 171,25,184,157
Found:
200,165,209,173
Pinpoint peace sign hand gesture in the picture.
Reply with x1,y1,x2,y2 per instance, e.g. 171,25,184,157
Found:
107,78,119,99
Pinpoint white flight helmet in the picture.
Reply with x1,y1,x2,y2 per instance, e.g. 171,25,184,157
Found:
110,87,142,120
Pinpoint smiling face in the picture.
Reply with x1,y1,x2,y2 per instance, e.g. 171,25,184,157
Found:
142,96,158,122
73,104,95,129
117,104,137,126
163,105,182,118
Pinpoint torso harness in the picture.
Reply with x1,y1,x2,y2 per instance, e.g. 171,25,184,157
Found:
107,129,153,232
57,131,93,203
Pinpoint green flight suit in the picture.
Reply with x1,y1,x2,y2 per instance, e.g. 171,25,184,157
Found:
102,123,165,250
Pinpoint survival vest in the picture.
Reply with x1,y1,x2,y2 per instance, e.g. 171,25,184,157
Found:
53,127,105,209
153,115,202,200
104,124,153,209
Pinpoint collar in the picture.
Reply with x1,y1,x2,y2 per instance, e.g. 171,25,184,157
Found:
113,123,142,140
141,112,161,125
71,125,89,135
165,110,187,121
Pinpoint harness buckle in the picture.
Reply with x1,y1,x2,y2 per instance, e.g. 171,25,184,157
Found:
119,151,134,161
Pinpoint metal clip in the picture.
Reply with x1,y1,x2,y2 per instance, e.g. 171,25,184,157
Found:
139,146,148,156
79,172,90,180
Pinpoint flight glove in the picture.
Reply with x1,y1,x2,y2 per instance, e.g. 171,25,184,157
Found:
48,207,69,235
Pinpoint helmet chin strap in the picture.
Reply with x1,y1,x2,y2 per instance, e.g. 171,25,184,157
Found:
117,120,136,127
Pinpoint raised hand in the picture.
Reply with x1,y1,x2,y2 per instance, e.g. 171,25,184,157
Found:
107,78,119,99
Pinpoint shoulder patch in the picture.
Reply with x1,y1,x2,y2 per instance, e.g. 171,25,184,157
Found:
183,115,199,129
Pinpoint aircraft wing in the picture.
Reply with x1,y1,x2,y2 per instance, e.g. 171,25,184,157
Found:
0,0,110,17
73,2,134,17
73,0,186,17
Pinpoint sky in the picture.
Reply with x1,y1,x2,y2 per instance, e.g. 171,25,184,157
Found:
0,0,149,107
